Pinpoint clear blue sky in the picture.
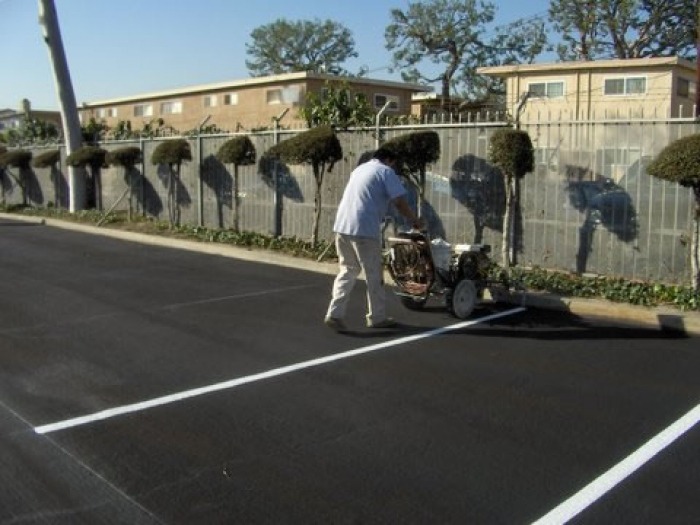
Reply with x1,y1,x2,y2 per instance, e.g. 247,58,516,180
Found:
0,0,552,111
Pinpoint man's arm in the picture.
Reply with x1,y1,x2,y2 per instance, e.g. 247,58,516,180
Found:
393,196,424,230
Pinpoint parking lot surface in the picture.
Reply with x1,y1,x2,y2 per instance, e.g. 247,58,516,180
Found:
1,218,698,524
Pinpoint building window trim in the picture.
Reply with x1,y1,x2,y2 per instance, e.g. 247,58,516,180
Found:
160,100,183,115
603,76,647,96
527,80,565,99
133,103,153,117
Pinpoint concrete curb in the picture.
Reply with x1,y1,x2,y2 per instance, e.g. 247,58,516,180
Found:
3,212,699,335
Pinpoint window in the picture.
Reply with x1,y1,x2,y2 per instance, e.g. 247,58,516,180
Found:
604,76,646,96
266,89,283,105
133,104,153,117
203,95,218,107
223,93,238,105
528,81,564,99
265,86,301,105
677,78,696,99
160,100,182,114
96,107,117,118
374,94,399,110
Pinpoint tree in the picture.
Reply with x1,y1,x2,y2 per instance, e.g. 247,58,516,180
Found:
385,0,547,101
646,134,700,291
488,129,534,268
106,147,143,221
246,18,358,76
151,139,192,228
299,81,375,129
384,131,441,218
216,136,257,233
548,0,697,60
267,126,342,245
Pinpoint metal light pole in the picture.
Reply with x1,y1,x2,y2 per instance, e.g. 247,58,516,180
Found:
38,0,85,211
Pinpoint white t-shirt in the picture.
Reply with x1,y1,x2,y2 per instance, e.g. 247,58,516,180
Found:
333,159,407,239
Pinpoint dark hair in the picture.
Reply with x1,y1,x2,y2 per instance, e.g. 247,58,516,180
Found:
372,146,397,163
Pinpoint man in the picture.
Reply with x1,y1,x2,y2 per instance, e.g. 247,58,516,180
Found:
324,147,423,332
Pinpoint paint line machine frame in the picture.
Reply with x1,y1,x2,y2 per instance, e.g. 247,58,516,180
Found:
385,230,513,319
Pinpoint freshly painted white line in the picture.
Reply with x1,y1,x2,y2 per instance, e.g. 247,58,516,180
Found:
34,307,525,435
533,403,700,525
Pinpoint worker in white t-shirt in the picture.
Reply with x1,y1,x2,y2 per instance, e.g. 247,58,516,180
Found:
324,147,423,332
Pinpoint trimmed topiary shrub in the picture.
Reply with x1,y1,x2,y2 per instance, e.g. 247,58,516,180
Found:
106,146,142,168
66,145,107,169
384,131,440,219
647,133,700,290
151,139,192,227
268,126,342,245
217,136,256,233
31,149,60,169
489,129,534,268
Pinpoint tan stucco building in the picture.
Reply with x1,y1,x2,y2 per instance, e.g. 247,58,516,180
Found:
78,72,432,134
478,56,697,121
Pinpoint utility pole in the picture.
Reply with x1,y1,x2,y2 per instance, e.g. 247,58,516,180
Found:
38,0,85,211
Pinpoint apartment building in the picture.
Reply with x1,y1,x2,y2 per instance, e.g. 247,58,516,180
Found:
79,71,432,133
477,56,697,121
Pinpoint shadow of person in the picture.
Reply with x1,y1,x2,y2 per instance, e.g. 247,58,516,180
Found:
566,165,639,273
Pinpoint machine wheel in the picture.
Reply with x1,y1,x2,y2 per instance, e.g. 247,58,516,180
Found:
400,295,428,310
446,279,477,319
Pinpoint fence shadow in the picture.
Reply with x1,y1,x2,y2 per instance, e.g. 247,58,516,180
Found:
258,154,304,202
450,154,505,244
201,155,233,228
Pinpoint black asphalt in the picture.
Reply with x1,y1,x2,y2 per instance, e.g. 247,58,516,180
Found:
1,218,698,524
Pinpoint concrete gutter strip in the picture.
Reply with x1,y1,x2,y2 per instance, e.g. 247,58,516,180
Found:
3,213,700,336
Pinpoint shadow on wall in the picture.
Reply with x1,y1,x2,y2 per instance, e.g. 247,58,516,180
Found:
50,166,69,208
156,163,192,224
565,165,639,274
1,166,44,207
450,154,506,244
201,155,233,229
258,154,304,202
133,169,163,217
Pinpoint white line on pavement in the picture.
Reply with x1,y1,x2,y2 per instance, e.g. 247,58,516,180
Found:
34,307,525,435
532,403,700,524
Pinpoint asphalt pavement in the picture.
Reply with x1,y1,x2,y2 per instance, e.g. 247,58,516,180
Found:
1,215,699,524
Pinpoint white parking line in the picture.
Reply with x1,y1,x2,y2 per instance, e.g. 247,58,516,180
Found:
34,307,525,435
533,403,700,524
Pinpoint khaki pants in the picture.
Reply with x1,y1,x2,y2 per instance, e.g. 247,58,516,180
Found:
326,234,386,324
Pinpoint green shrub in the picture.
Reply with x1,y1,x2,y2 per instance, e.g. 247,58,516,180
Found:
267,125,342,170
647,133,700,188
488,129,534,179
0,149,32,169
66,146,107,168
151,139,192,165
216,136,256,165
106,146,142,168
31,149,61,168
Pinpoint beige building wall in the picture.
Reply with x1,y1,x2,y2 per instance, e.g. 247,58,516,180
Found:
79,72,430,134
479,57,696,122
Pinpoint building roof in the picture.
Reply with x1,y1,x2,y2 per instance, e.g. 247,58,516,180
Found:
477,56,696,78
81,71,432,108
